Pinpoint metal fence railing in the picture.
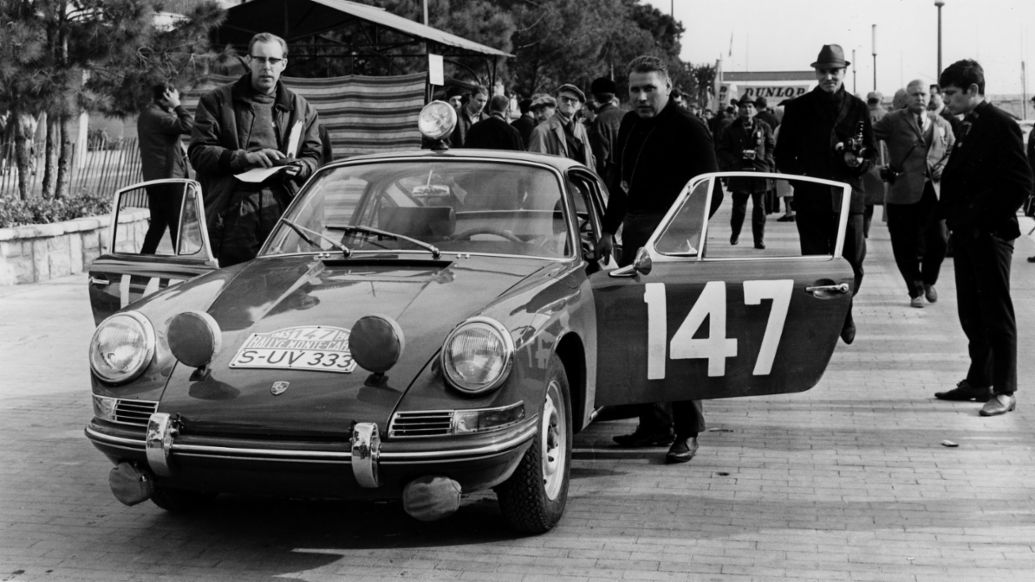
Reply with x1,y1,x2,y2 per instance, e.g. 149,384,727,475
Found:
0,138,144,200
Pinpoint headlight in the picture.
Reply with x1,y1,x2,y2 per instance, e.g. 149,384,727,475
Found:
440,317,514,394
89,312,156,383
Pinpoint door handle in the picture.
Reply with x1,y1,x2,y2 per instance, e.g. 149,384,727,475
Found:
89,276,111,288
805,283,850,296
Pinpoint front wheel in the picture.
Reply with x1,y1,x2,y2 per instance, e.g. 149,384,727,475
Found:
495,354,572,534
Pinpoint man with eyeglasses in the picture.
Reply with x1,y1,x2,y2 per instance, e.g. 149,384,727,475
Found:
189,32,323,267
527,84,595,171
775,44,875,345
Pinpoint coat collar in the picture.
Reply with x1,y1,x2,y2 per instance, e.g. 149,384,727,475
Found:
230,74,295,111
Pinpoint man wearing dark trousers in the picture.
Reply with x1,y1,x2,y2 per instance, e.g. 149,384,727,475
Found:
933,60,1032,416
597,55,719,464
717,95,775,249
138,82,193,254
872,79,955,308
774,44,875,345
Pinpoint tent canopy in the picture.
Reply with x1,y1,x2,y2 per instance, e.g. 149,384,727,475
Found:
215,0,512,59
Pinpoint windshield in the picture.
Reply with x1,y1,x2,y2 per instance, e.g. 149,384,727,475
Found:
264,160,573,259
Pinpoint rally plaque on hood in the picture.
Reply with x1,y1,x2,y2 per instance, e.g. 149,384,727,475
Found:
229,326,358,374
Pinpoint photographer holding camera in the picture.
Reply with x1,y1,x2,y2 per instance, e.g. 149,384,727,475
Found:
872,79,956,308
718,95,775,249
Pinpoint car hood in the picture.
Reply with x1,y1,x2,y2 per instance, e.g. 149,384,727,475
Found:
159,254,552,437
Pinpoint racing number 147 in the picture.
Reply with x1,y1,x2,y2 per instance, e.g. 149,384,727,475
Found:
644,280,793,379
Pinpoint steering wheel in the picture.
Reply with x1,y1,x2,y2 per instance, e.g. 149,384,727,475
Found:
451,227,524,243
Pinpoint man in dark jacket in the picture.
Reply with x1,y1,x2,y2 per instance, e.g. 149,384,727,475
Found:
598,55,719,465
588,76,624,182
188,32,323,267
137,82,193,254
932,60,1032,416
510,97,536,147
465,95,523,150
775,44,876,344
717,95,775,249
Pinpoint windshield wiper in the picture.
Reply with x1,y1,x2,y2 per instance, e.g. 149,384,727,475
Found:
279,218,352,257
328,225,440,259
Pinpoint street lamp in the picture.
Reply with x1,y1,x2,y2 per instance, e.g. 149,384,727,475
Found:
871,24,878,91
935,1,945,78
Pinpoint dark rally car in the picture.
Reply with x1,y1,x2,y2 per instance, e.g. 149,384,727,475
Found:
84,103,854,533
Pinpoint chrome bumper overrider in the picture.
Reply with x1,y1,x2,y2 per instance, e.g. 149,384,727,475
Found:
85,412,539,489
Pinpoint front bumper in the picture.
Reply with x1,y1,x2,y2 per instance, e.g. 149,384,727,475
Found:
85,411,538,498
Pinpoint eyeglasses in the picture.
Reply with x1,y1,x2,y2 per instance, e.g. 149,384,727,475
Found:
250,55,285,66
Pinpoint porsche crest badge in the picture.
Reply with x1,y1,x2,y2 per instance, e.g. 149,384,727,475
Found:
271,381,290,396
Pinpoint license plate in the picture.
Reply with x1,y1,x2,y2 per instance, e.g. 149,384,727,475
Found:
229,326,358,374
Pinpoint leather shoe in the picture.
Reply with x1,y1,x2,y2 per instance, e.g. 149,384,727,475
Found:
1028,256,1035,263
754,241,766,249
935,380,991,402
777,215,795,222
730,234,739,245
665,437,699,464
613,429,674,447
924,284,938,303
979,393,1016,416
910,295,924,308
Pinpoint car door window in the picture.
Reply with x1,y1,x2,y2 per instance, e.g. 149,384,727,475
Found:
109,179,211,262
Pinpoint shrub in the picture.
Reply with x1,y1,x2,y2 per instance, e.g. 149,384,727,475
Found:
0,192,112,229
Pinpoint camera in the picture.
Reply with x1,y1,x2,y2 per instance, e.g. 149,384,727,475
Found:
879,166,902,184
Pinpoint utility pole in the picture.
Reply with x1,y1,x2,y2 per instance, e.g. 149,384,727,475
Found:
871,24,878,92
935,1,944,78
852,48,857,94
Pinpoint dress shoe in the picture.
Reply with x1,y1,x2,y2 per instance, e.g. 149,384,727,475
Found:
910,295,925,308
754,241,766,249
776,215,795,222
840,317,856,345
979,393,1016,416
665,437,699,464
924,284,938,303
1028,256,1035,263
935,380,992,402
613,429,674,447
730,234,739,245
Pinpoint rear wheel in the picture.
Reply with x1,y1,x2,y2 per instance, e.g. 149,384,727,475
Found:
495,354,571,534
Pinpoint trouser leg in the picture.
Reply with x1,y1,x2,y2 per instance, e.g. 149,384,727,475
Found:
672,400,704,438
917,185,947,286
730,192,748,241
751,191,766,245
885,202,923,297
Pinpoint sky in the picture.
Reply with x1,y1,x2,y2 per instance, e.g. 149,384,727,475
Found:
642,0,1034,99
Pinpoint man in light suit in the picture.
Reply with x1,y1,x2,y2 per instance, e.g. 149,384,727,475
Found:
872,79,955,308
527,84,596,171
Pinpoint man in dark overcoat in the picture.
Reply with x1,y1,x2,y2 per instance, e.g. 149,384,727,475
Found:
932,60,1032,415
597,55,719,465
717,95,775,249
774,44,875,344
465,95,523,150
137,83,193,254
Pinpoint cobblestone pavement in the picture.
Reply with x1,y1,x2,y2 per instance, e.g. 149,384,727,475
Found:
2,215,1034,581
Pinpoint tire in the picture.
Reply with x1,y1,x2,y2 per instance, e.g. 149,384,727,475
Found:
150,486,215,512
495,354,572,534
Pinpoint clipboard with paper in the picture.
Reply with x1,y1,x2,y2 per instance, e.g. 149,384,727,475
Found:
234,120,305,184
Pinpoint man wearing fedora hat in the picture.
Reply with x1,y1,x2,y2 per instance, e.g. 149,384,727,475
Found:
775,43,876,345
527,83,596,170
717,95,775,249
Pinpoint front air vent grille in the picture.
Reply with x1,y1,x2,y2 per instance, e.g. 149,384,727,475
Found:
388,410,453,438
113,399,159,427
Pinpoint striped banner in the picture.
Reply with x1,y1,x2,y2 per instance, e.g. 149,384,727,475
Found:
182,73,427,160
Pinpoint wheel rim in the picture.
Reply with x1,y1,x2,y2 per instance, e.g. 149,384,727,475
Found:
540,379,567,500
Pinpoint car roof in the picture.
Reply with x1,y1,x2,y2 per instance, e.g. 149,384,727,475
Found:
328,148,590,173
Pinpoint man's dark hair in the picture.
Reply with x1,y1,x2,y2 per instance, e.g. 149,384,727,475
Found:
939,59,985,95
627,55,669,79
151,82,175,103
471,84,489,98
517,98,532,114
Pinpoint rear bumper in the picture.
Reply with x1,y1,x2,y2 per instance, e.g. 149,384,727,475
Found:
85,412,537,498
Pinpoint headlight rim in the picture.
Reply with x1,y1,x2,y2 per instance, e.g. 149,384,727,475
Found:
440,316,515,395
89,311,157,384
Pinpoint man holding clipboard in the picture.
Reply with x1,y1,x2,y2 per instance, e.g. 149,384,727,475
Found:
189,32,323,266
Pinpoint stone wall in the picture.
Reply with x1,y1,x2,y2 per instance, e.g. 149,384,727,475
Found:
0,210,149,286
